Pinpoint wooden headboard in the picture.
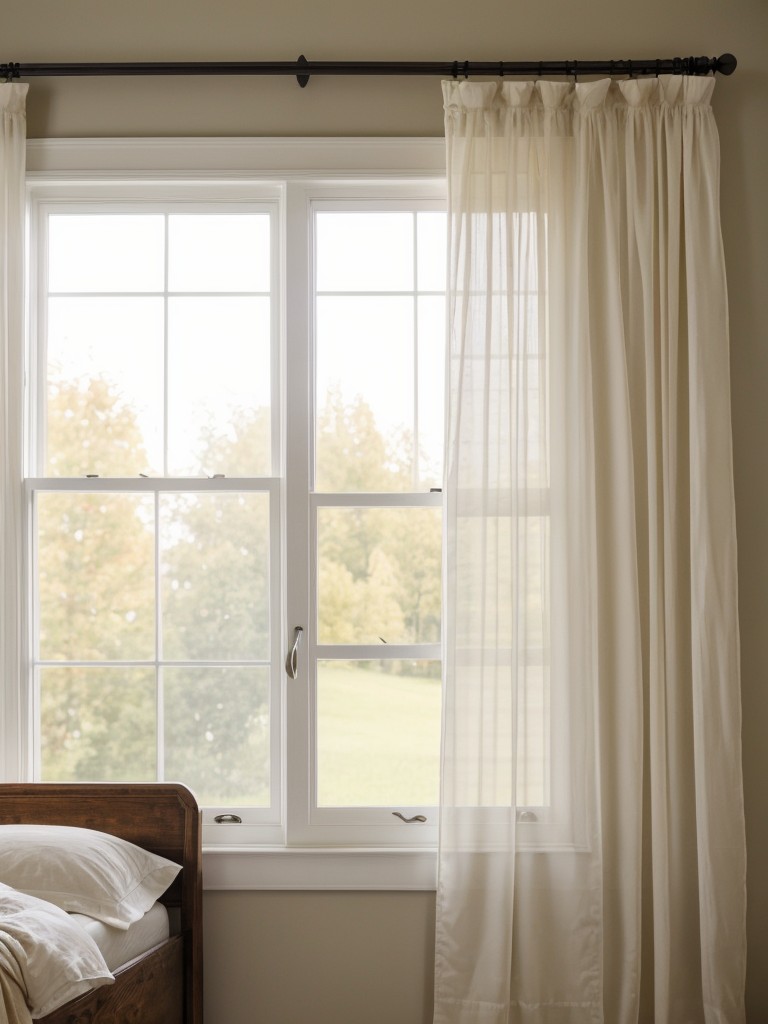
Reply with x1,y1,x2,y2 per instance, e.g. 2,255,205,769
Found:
0,783,202,1024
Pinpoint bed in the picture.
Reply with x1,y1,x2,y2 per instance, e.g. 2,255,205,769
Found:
0,783,202,1024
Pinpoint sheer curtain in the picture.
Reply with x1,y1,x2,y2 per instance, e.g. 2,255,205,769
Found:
435,76,746,1024
0,84,28,781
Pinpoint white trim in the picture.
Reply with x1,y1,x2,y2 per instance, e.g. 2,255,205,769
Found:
202,845,437,890
312,491,442,507
26,138,446,180
26,477,281,491
20,147,452,876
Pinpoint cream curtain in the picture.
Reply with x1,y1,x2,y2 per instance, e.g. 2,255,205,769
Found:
435,76,746,1024
0,84,28,780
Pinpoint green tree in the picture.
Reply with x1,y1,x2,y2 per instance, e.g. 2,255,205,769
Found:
160,410,272,803
316,388,441,665
39,379,441,798
316,387,411,492
39,378,157,780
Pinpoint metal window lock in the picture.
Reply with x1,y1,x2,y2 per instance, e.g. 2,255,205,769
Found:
285,626,303,679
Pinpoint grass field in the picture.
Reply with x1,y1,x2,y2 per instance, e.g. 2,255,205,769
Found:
317,662,442,807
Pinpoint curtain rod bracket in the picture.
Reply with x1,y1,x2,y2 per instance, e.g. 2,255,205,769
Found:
296,54,310,88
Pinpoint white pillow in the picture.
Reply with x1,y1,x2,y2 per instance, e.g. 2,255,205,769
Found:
0,881,114,1017
0,825,181,930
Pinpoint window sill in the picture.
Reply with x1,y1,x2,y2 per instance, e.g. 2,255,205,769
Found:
201,845,438,891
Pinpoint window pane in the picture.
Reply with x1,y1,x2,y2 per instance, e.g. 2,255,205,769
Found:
47,297,164,476
160,492,270,661
168,214,270,293
448,658,549,809
315,296,414,491
454,514,548,651
517,663,549,808
317,506,441,645
164,667,270,806
316,211,413,292
48,215,164,293
167,297,271,476
39,667,156,781
37,492,155,662
317,660,441,806
416,211,447,292
417,295,446,489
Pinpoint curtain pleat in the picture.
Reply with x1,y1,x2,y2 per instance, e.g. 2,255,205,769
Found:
435,76,746,1024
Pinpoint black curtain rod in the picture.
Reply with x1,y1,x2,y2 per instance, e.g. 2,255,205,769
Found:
1,53,737,88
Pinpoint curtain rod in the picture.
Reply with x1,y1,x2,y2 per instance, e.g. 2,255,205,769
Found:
1,54,737,88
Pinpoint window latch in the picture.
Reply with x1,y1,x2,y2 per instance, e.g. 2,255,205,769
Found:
392,812,427,823
285,626,303,679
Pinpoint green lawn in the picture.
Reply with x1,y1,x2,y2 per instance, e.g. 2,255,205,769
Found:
317,662,442,807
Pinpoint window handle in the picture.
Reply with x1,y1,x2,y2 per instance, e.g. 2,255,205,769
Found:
285,626,303,679
392,812,427,823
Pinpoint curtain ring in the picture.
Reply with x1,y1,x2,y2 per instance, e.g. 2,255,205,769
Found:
656,58,661,78
452,60,458,79
538,61,543,78
573,59,579,82
463,60,469,79
628,59,634,78
499,61,504,78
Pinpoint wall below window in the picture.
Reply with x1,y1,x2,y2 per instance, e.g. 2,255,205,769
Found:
6,0,767,1019
203,890,436,1024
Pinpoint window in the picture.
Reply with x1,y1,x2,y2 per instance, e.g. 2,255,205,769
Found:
299,200,445,844
25,172,447,858
20,141,561,882
28,193,283,835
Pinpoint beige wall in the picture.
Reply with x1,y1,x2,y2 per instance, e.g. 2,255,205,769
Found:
7,0,767,1020
204,891,436,1024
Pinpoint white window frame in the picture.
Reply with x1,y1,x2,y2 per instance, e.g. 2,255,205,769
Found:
286,185,446,850
21,139,447,889
26,186,286,839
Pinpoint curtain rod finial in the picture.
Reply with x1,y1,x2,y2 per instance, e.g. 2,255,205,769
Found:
717,53,737,76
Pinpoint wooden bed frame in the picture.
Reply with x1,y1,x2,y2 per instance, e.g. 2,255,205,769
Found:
0,783,202,1024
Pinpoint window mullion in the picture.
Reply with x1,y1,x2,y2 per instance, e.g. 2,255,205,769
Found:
283,183,313,845
163,213,170,477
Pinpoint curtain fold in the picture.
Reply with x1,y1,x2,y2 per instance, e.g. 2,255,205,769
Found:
0,84,28,781
435,76,745,1024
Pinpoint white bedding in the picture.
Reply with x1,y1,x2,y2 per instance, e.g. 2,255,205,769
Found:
0,882,113,1022
69,901,170,971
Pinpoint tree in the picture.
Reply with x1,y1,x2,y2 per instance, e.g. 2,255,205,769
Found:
316,388,441,670
160,411,272,803
38,377,157,779
38,378,441,798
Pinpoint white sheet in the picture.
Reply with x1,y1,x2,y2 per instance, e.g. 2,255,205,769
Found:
0,882,113,1020
69,901,170,971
